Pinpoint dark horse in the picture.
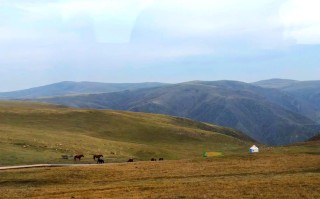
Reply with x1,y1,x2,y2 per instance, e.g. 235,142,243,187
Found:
93,154,103,160
97,158,104,164
74,154,84,161
151,158,157,161
127,158,134,162
159,158,164,161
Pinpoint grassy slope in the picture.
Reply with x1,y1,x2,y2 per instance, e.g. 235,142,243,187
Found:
0,101,254,166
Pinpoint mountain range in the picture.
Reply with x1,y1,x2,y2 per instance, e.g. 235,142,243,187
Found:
0,81,167,99
1,79,319,145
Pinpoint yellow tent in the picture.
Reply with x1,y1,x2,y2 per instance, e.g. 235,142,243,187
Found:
203,152,222,157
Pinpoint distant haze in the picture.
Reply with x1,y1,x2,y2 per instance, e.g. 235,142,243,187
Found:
0,0,320,91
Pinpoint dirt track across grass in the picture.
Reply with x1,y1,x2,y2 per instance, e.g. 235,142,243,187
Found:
0,163,111,171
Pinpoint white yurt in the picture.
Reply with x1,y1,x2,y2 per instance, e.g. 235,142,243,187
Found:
249,145,259,153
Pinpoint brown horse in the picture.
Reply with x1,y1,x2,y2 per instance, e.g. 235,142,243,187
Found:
151,158,157,161
74,155,84,161
127,158,134,162
159,158,164,161
93,154,103,160
97,158,104,164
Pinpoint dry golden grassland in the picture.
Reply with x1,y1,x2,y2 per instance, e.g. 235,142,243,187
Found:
1,153,319,199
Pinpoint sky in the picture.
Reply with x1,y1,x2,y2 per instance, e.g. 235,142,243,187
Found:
0,0,320,91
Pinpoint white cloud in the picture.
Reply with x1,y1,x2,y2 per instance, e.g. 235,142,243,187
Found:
0,0,294,69
2,0,320,45
280,0,320,44
1,0,154,43
132,0,289,51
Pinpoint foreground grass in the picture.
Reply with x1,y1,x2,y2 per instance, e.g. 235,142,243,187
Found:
1,153,319,199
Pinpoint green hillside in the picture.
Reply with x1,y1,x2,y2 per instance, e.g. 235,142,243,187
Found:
0,101,254,166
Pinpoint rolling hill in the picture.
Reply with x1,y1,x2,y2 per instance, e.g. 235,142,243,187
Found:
0,101,254,166
0,81,167,99
29,81,320,145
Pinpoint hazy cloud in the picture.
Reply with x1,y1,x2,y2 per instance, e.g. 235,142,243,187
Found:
280,0,320,44
0,0,319,91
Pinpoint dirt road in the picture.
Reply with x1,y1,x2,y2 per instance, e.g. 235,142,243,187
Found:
0,163,106,171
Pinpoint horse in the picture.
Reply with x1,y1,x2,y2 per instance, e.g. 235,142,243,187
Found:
151,158,157,161
159,158,164,161
97,158,104,164
127,158,134,162
74,154,84,161
93,154,103,160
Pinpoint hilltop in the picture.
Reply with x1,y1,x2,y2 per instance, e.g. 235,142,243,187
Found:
253,78,299,89
0,101,254,166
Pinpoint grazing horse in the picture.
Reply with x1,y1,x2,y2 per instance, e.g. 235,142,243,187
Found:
159,158,164,161
151,158,157,161
93,154,103,160
97,158,104,164
74,155,84,161
127,158,134,162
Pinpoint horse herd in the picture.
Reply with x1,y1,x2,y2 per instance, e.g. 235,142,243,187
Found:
73,154,164,164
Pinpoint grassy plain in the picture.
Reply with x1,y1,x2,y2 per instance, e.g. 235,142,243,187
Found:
0,152,319,199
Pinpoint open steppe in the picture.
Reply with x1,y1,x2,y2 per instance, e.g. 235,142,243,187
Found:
1,152,319,199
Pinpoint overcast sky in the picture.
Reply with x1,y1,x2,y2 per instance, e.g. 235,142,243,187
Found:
0,0,319,91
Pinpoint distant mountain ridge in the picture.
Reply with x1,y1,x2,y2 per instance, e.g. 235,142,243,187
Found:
0,81,168,99
253,79,320,123
25,80,320,146
253,78,300,89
